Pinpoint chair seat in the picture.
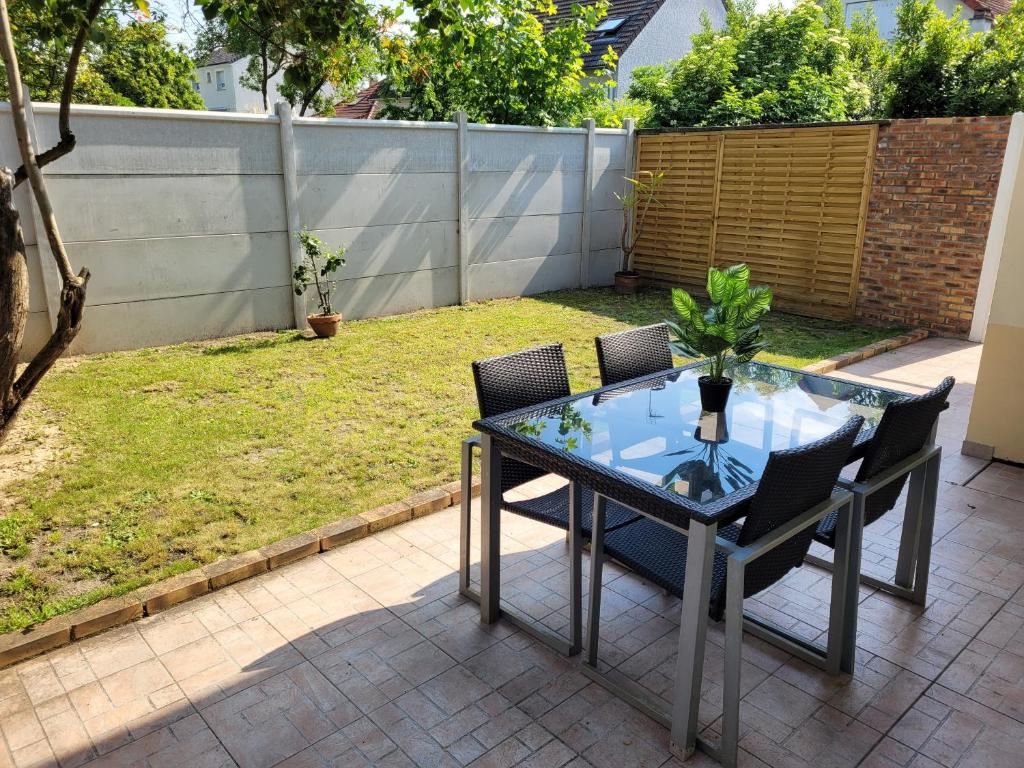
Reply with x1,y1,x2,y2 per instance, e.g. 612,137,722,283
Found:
603,517,742,620
505,486,640,536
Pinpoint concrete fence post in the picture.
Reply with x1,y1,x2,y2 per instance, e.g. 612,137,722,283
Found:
21,84,61,333
275,101,306,329
454,111,470,304
580,118,596,289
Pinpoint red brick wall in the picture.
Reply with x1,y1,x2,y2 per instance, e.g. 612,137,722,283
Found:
856,116,1011,337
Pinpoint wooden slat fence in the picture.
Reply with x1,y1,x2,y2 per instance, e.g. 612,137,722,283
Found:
632,124,879,318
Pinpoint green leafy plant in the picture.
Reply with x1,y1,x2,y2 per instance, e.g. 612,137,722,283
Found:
614,170,664,273
665,264,773,382
293,230,346,316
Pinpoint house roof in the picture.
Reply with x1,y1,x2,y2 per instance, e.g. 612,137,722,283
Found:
198,48,245,67
962,0,1011,16
539,0,671,71
334,81,385,119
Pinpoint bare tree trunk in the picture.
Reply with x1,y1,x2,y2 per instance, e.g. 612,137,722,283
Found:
0,170,29,433
0,0,90,445
260,40,269,112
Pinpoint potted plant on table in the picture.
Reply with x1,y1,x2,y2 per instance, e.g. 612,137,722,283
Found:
665,264,773,412
293,230,346,338
613,169,664,294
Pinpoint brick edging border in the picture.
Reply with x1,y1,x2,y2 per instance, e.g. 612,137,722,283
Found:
802,328,928,375
0,328,928,669
0,479,482,669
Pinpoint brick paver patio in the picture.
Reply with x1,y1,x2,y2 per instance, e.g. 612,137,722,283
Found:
3,338,1023,768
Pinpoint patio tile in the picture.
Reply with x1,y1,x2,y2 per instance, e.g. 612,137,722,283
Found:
79,713,235,768
5,336,1021,767
202,662,361,768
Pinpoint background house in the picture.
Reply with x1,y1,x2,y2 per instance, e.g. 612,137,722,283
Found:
335,81,385,119
541,0,727,99
193,48,287,113
841,0,1008,38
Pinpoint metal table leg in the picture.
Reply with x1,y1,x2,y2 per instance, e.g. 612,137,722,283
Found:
913,447,941,605
669,519,717,760
479,434,501,624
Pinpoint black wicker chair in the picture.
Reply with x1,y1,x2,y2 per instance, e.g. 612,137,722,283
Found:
594,323,674,387
807,376,954,606
459,344,639,653
586,416,863,768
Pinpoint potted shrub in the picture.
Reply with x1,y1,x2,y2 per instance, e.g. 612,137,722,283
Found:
613,170,664,294
293,230,346,338
665,264,772,412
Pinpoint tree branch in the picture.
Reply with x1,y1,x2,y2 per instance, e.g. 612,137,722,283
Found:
12,0,103,188
0,0,83,287
0,0,89,444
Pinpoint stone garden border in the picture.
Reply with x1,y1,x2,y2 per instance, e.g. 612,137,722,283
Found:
0,328,929,668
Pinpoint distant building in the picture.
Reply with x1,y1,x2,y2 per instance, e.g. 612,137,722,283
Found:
841,0,1008,38
334,81,385,119
540,0,728,99
192,49,287,113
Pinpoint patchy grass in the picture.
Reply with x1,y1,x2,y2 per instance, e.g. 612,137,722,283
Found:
0,288,905,632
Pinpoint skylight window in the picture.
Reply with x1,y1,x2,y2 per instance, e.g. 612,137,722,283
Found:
595,17,625,34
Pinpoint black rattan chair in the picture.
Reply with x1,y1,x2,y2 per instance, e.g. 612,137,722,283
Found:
459,344,638,653
594,323,674,387
808,376,954,605
586,416,863,768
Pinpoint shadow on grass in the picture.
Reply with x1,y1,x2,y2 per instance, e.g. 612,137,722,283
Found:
200,332,320,356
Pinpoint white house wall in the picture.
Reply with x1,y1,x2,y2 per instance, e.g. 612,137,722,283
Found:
614,0,728,98
4,104,628,359
842,0,984,39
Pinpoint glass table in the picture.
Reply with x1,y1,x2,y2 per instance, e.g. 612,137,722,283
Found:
468,360,935,761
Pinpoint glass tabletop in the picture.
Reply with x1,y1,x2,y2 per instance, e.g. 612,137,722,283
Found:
484,362,906,508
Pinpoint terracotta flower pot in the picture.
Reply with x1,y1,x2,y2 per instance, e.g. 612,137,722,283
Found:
614,270,641,295
307,313,342,338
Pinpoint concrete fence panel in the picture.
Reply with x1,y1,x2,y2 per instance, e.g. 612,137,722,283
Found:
4,102,628,359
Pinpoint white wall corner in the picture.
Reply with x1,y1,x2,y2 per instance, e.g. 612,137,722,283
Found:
969,111,1024,343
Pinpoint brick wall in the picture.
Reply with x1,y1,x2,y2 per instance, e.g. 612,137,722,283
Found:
856,116,1011,336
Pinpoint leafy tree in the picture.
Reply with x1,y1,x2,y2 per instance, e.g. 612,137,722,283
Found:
843,4,892,117
886,0,1024,118
628,0,871,127
94,20,204,109
952,0,1024,116
885,0,977,117
196,0,392,115
0,2,201,108
379,0,616,126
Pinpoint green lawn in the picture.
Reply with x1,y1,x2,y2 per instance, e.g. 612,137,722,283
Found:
0,288,906,632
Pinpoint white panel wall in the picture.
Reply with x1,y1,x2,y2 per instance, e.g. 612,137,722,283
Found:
3,103,627,359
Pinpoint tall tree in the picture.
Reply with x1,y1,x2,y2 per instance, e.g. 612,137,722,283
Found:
886,0,1024,118
0,3,203,108
627,0,872,128
378,0,615,126
196,0,392,115
94,19,204,109
0,0,137,446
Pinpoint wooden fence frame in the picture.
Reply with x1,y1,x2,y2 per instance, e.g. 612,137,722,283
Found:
631,121,884,319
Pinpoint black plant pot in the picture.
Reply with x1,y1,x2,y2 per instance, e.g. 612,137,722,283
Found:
698,376,733,412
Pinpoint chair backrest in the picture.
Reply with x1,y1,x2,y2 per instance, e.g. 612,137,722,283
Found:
472,344,571,492
726,416,863,608
857,376,954,526
595,323,674,387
